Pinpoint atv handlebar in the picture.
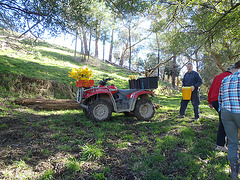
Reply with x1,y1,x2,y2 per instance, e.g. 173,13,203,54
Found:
105,78,114,81
98,78,114,86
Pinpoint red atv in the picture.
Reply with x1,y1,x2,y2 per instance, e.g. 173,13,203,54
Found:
77,78,156,121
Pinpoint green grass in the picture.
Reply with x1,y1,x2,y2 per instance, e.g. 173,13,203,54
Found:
0,93,231,179
66,157,82,173
0,39,232,179
0,46,132,88
0,40,136,100
0,123,8,128
81,144,103,161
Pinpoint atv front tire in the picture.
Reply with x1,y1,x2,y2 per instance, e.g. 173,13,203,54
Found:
134,98,155,120
88,99,112,121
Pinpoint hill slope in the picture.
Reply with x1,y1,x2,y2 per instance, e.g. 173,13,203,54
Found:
0,40,136,100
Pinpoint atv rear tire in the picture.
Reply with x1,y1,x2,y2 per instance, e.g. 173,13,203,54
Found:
134,98,155,120
88,99,112,121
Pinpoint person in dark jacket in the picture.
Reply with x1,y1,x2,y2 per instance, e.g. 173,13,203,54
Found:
208,66,234,152
177,63,203,120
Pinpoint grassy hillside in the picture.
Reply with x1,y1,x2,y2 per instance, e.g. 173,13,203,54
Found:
0,40,136,99
0,41,232,179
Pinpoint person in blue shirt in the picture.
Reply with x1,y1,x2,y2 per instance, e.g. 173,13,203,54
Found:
219,60,240,180
177,63,203,120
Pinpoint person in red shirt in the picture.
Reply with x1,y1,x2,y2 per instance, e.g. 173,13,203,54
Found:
208,65,235,152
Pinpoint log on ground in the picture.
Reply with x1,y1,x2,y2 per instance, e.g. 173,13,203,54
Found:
14,98,82,110
14,98,160,110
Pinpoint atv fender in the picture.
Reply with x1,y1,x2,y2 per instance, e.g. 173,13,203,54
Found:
84,89,113,100
129,90,155,112
129,90,155,99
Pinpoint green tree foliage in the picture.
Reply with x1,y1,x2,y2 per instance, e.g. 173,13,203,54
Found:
139,52,159,73
0,0,70,37
164,61,180,78
106,0,151,16
61,0,91,31
114,16,143,67
156,0,240,70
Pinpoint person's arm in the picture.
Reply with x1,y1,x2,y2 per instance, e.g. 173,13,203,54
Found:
208,83,214,108
193,72,203,88
218,82,224,112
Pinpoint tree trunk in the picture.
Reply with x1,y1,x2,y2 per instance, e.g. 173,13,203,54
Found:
103,35,106,62
109,16,116,63
177,76,180,88
162,73,165,81
80,33,84,54
195,51,199,71
172,55,177,88
82,27,89,56
95,28,98,58
79,31,84,61
210,51,225,72
128,26,131,70
120,52,124,66
136,57,139,72
74,31,78,58
95,21,101,59
196,61,199,72
88,28,92,60
119,42,128,67
156,33,160,77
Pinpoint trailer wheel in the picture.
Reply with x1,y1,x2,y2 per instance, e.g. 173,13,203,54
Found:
89,99,112,121
134,98,155,120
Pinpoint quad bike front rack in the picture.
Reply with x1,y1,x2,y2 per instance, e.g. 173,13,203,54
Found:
77,87,89,109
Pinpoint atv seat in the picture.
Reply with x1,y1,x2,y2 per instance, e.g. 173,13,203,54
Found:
118,89,139,96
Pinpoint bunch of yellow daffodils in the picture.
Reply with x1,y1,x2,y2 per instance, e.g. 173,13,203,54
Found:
68,67,93,80
129,75,139,80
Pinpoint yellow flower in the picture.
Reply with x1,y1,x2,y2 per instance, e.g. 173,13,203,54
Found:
129,75,138,80
68,67,94,81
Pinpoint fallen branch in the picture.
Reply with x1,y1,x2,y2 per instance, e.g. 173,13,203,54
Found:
146,56,174,77
15,98,81,110
15,98,161,110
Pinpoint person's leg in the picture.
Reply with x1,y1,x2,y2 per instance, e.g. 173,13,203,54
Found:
221,108,238,163
211,101,219,112
211,101,226,146
232,112,240,129
222,108,240,179
179,99,189,116
191,90,200,119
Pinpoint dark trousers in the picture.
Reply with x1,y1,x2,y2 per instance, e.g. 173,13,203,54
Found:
211,100,226,146
180,90,200,119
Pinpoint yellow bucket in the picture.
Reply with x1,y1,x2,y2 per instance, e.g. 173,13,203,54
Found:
182,87,192,100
